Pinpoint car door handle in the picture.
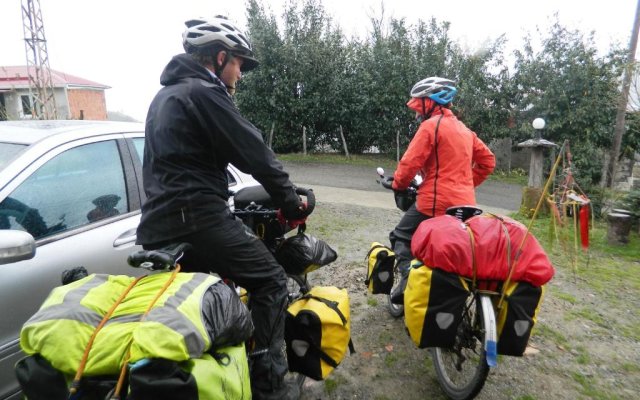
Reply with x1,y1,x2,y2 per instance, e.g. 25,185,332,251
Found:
113,229,137,247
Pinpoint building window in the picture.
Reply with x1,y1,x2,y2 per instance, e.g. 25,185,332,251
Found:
0,94,6,121
21,95,32,115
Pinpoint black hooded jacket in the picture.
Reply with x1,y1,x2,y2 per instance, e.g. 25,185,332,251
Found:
137,54,299,245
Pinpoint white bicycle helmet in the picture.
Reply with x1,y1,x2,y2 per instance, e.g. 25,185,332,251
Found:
182,16,259,71
410,77,457,104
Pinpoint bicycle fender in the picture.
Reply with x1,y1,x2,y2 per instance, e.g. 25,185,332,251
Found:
480,295,498,367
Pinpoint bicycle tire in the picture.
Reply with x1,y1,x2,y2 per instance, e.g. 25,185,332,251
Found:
386,266,404,318
430,292,490,400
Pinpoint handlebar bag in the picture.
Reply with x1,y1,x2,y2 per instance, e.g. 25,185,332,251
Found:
404,261,470,349
285,286,353,380
394,190,415,212
275,226,338,275
364,242,395,294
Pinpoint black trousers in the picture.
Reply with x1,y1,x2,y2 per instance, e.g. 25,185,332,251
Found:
389,203,431,276
144,213,288,397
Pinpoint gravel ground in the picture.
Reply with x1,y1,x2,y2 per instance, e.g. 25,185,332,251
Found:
279,162,640,400
294,202,639,400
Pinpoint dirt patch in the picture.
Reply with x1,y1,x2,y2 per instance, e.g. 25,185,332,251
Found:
296,201,640,400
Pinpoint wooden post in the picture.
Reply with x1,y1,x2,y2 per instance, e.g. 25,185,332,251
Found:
268,122,275,149
302,126,307,155
396,130,400,162
339,125,350,158
528,147,544,187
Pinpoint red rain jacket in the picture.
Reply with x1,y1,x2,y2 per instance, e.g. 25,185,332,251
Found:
393,102,495,217
411,214,555,287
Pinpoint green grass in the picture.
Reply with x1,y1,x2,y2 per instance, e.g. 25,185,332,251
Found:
571,372,616,400
533,323,570,349
566,307,608,328
277,153,397,170
384,352,399,367
324,375,348,395
573,346,591,365
549,287,578,304
367,297,379,307
621,362,640,373
277,152,530,185
324,378,339,394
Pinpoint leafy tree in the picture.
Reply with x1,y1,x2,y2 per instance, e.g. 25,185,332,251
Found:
238,1,633,180
511,18,627,185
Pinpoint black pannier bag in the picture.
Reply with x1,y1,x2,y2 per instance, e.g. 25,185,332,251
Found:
364,242,395,294
404,263,471,348
275,224,337,275
496,281,545,356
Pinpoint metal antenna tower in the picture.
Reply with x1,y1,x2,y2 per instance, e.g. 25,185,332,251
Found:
21,0,57,119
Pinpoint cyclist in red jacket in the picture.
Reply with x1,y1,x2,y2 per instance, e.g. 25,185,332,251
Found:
390,77,495,304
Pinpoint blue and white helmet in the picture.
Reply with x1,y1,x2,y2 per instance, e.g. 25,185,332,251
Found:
410,77,457,105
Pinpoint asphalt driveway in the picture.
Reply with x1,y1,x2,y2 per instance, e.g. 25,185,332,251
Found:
282,161,522,215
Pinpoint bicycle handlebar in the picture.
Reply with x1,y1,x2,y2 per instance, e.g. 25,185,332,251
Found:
232,187,316,218
295,187,315,216
379,176,394,190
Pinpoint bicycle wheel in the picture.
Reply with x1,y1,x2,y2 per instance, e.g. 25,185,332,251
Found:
386,266,404,318
430,293,490,400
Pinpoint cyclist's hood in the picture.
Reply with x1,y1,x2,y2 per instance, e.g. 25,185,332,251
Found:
159,53,216,86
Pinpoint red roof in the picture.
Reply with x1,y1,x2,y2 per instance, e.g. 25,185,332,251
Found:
0,66,110,90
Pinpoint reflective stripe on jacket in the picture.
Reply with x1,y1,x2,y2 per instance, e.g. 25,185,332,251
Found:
393,107,495,216
20,272,219,376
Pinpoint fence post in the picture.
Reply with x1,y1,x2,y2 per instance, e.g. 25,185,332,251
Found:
396,130,400,162
303,126,307,155
339,125,350,158
268,122,275,149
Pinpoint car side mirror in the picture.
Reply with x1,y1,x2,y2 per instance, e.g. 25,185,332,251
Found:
0,230,36,265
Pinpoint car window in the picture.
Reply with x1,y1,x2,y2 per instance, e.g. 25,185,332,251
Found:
0,142,28,171
0,140,128,239
227,169,237,186
132,137,144,162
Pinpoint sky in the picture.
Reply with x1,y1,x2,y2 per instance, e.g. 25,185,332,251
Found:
0,0,637,122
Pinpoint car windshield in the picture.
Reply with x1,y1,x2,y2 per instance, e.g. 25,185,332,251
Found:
0,142,28,171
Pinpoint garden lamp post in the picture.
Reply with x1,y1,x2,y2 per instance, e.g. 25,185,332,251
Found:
518,118,557,188
517,118,557,214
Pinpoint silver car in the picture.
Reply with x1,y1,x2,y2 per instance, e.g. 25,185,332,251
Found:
0,120,260,400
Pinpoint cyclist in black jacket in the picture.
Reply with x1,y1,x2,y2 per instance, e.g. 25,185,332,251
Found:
137,16,307,400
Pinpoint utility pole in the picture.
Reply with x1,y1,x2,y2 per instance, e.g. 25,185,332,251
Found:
21,0,57,120
607,0,640,188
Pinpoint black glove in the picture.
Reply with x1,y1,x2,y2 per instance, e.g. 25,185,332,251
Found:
281,199,308,220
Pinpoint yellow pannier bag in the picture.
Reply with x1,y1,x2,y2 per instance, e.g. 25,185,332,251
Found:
496,281,545,356
285,286,353,380
364,242,395,294
404,261,470,348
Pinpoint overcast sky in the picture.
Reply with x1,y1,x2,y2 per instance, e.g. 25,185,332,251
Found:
0,0,637,122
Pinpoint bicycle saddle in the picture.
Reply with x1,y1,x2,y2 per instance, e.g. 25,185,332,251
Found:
127,242,192,271
445,205,483,221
